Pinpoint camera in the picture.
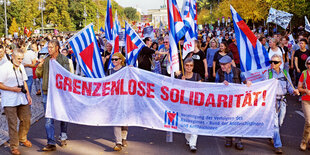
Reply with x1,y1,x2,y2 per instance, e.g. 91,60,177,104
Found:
18,85,27,94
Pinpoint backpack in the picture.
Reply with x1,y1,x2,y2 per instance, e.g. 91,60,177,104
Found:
268,46,285,55
268,69,288,80
302,70,308,90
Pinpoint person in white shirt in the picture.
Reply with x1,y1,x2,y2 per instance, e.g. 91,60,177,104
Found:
0,48,32,155
268,38,285,69
22,43,37,95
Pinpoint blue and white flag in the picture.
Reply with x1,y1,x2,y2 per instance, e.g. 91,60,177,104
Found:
305,16,310,33
181,0,197,59
230,5,270,82
168,0,188,73
68,24,105,78
105,0,113,43
100,27,105,33
108,10,121,69
288,34,296,46
125,22,146,66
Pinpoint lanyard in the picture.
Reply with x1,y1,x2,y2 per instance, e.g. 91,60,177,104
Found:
12,65,23,87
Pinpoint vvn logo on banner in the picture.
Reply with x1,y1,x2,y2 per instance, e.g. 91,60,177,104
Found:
164,110,178,129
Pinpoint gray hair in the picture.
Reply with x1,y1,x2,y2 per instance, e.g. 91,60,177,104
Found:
271,54,282,60
184,57,194,64
306,56,310,69
12,48,24,56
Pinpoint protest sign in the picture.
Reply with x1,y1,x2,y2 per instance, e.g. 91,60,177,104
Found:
47,60,277,137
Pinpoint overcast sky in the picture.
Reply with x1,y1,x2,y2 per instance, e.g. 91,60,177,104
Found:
114,0,183,14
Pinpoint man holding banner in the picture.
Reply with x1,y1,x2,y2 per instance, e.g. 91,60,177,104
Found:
263,54,299,154
36,40,70,151
215,55,252,150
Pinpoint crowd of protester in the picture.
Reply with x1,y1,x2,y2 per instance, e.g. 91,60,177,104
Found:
0,24,310,154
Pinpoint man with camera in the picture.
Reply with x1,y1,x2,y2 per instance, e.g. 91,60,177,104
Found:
0,48,32,155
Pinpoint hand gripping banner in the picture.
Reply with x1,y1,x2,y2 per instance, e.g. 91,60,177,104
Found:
46,60,277,138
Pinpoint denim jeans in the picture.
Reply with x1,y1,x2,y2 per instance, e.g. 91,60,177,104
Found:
34,78,41,92
273,100,286,148
42,94,68,145
26,76,33,95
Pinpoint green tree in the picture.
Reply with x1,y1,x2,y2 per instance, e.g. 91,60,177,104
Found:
124,7,138,21
9,18,19,35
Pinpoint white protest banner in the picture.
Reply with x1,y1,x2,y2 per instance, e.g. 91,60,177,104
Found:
267,7,293,29
47,60,277,138
142,26,154,40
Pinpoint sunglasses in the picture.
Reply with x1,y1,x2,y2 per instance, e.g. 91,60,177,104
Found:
185,64,193,67
269,61,280,64
164,42,169,44
307,62,310,65
111,58,120,61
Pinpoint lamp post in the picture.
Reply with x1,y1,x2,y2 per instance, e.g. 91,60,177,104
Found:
96,9,99,33
0,0,11,38
33,18,36,26
38,0,45,36
83,5,87,27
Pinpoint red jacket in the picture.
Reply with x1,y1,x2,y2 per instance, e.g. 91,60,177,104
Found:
229,43,240,65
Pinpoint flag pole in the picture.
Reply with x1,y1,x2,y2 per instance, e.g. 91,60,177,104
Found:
280,70,300,95
179,41,184,76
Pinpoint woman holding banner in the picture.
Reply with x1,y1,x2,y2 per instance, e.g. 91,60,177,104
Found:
106,52,129,151
178,57,202,152
298,55,310,151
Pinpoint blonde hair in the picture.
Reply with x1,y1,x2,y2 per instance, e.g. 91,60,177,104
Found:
112,52,125,66
210,38,219,48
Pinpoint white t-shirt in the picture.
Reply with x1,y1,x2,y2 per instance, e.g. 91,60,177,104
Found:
268,47,284,69
22,50,36,76
0,56,8,66
0,61,28,108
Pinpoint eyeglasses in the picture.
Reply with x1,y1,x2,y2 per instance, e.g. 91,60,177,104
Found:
185,64,193,67
269,61,280,64
111,58,120,61
307,62,310,65
164,42,169,44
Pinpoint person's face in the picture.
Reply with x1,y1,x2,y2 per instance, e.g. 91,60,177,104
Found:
164,40,169,49
307,60,310,69
31,44,38,52
219,43,226,51
281,38,287,45
300,41,306,49
220,62,231,72
211,40,217,48
152,44,158,50
159,39,164,45
5,48,11,54
184,62,194,73
11,53,24,67
225,35,229,39
262,38,266,45
270,57,282,69
61,49,68,56
269,40,276,48
106,44,112,51
111,56,121,66
147,39,152,47
48,43,59,56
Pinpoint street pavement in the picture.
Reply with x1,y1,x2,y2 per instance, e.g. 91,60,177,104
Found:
0,95,310,155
